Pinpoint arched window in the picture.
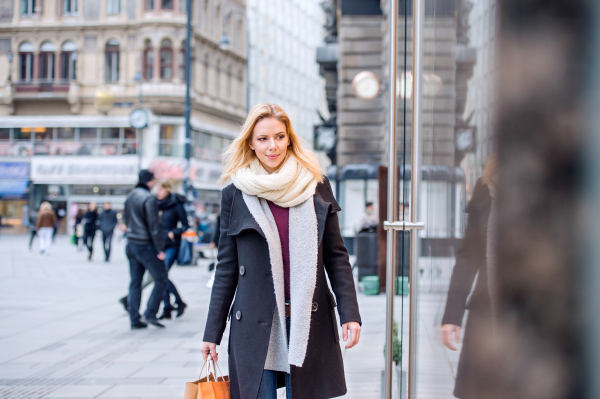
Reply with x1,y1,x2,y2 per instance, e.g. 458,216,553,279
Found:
39,41,56,82
105,40,120,82
60,41,77,80
160,39,173,80
178,40,186,81
143,40,154,80
18,41,34,82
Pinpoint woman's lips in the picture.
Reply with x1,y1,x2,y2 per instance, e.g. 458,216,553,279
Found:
266,155,279,160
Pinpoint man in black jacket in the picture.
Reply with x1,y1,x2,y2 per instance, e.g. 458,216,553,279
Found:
123,170,168,329
98,202,118,262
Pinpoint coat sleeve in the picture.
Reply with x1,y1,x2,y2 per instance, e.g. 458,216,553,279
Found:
441,205,484,327
203,186,239,344
323,210,362,326
144,197,165,252
171,203,189,238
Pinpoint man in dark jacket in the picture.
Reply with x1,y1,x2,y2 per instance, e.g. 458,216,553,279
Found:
123,170,168,329
83,202,98,261
98,202,118,262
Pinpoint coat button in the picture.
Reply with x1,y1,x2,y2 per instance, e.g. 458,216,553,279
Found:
240,265,246,275
236,310,242,320
312,302,318,312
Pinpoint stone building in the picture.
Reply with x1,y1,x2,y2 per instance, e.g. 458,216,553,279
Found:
0,0,246,232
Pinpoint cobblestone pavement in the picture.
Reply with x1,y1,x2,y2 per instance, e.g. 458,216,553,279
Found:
0,235,459,399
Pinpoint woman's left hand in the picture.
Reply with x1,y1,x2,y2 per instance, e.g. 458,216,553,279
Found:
168,231,175,240
342,321,361,349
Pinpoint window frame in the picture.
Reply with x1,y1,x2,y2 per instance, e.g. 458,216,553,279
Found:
62,0,78,15
21,0,35,16
19,51,34,82
39,52,55,82
105,40,120,83
143,41,154,80
106,0,121,15
160,39,173,81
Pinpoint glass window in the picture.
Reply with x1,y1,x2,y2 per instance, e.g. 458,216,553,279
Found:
162,0,173,9
35,128,51,141
146,0,154,10
107,0,120,14
21,0,35,16
179,41,186,80
63,0,77,14
180,0,186,12
144,40,154,80
160,125,174,140
57,127,75,140
0,128,9,140
101,127,120,140
160,39,173,80
105,40,120,83
14,129,31,141
19,42,34,82
60,42,77,81
40,52,55,82
80,128,97,141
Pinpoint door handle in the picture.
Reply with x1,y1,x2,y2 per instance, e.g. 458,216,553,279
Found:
383,221,425,230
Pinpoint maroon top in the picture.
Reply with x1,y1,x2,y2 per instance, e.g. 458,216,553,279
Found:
267,201,290,301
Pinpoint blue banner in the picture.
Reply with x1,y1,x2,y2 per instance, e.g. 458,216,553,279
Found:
0,162,30,180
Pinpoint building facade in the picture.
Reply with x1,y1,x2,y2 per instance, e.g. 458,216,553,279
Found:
247,0,325,145
0,0,247,232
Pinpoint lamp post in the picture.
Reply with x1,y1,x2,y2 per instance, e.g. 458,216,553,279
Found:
7,51,13,83
219,8,248,112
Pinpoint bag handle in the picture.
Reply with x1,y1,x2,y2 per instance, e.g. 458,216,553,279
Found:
206,354,225,381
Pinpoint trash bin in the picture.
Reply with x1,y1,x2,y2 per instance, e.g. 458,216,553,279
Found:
355,230,378,280
396,276,409,296
362,276,380,295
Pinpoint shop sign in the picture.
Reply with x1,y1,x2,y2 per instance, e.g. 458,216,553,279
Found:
0,162,30,180
31,157,138,183
148,158,223,189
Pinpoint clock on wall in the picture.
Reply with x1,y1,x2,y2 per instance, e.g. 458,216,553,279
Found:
352,71,381,100
129,108,149,129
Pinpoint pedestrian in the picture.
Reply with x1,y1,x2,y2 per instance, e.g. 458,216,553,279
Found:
200,103,362,399
155,180,189,320
98,202,118,262
83,202,98,261
36,202,57,255
74,209,85,252
441,154,498,399
28,209,38,250
123,169,168,329
355,201,378,233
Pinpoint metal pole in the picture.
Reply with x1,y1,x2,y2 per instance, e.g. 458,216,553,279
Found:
408,0,423,397
184,0,192,191
384,0,399,397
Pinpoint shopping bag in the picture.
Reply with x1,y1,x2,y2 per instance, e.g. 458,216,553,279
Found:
177,239,193,265
71,234,77,245
184,358,230,399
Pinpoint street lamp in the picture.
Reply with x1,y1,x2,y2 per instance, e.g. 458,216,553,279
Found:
218,35,230,52
7,50,13,82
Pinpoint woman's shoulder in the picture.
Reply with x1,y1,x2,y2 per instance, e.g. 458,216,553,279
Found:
316,175,342,212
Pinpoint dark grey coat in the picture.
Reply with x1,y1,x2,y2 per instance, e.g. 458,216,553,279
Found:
203,177,362,399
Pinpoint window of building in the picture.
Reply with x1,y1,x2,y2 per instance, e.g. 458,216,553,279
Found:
143,40,154,80
159,125,181,156
63,0,77,15
179,0,186,12
107,0,120,15
145,0,154,10
162,0,173,10
39,41,56,82
18,42,34,83
60,41,77,81
178,40,186,81
21,0,36,16
105,40,119,83
160,39,173,80
215,60,221,97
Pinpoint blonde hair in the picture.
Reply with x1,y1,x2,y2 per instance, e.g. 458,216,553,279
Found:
40,201,53,212
159,180,173,192
219,103,324,185
482,153,498,186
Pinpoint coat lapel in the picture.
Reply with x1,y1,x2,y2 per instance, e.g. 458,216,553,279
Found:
314,193,332,246
227,189,265,238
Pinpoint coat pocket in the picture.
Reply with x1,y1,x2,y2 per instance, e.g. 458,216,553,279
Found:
326,290,340,343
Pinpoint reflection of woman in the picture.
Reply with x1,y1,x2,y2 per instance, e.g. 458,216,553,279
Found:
441,154,497,399
200,103,362,399
155,180,189,319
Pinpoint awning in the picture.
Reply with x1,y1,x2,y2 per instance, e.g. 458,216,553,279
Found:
0,180,29,199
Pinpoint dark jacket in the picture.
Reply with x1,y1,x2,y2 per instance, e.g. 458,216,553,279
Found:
442,178,492,399
123,183,164,252
157,193,189,249
83,210,98,234
203,177,361,399
98,209,118,234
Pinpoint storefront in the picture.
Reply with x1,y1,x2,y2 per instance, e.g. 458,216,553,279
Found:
0,162,30,234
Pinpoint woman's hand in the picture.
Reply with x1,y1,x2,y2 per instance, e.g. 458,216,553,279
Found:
168,231,175,241
342,322,361,349
200,341,219,362
441,324,461,351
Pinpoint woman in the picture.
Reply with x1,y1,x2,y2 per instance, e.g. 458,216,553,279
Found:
201,103,362,399
441,154,497,399
36,202,57,255
74,209,85,252
83,202,98,261
155,180,189,319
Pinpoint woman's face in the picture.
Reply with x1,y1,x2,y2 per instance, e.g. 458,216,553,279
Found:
155,185,170,200
249,118,290,174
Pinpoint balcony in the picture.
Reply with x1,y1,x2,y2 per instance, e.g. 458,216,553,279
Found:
14,80,70,93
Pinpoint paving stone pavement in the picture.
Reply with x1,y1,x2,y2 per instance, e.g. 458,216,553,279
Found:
0,235,460,399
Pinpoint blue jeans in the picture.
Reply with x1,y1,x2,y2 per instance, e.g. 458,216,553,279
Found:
126,243,168,324
163,247,183,308
257,316,292,399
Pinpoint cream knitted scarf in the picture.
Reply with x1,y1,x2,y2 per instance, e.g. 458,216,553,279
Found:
230,154,318,208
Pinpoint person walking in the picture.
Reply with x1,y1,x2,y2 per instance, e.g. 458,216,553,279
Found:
74,209,85,252
123,169,168,329
155,180,189,320
83,202,98,261
98,202,118,262
28,209,38,250
36,202,57,255
200,103,362,399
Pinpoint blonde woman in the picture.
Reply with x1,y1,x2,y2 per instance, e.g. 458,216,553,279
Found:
36,202,57,255
200,103,362,399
